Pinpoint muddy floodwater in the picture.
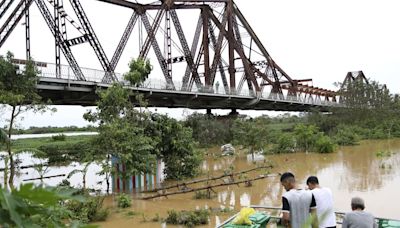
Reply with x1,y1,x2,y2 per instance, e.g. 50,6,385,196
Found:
94,139,400,227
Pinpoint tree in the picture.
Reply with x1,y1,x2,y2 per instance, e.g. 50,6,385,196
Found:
149,114,201,180
85,84,157,193
123,58,152,87
0,52,52,189
233,118,269,159
293,124,319,152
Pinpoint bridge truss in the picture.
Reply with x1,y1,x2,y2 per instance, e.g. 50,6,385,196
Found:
0,0,337,103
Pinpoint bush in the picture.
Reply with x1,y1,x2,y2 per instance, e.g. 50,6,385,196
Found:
334,125,360,145
65,196,109,223
272,133,295,153
165,209,210,228
52,134,66,141
315,135,336,153
116,193,132,208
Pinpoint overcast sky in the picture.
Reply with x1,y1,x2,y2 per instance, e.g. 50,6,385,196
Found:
1,0,400,128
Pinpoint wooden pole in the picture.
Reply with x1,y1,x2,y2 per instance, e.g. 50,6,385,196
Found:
143,165,273,193
140,173,279,200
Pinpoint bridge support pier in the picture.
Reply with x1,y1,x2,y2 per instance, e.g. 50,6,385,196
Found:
206,108,212,116
229,108,239,116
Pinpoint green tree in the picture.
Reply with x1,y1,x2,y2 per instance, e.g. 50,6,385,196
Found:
85,84,157,193
293,124,319,152
150,114,201,180
0,52,53,189
233,118,269,159
123,58,152,86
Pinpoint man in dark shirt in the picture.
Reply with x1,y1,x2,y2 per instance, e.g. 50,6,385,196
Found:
281,172,318,228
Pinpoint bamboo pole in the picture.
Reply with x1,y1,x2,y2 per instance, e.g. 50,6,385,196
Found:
140,173,279,200
23,174,66,181
143,164,273,193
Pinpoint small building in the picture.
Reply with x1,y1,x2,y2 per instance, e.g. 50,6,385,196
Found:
111,157,165,193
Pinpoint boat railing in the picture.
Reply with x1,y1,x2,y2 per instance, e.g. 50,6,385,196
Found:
216,205,400,228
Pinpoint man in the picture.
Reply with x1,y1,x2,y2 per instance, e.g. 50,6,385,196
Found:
306,176,336,228
280,172,318,228
342,197,377,228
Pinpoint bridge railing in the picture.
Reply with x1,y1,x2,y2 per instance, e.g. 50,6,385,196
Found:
14,61,340,107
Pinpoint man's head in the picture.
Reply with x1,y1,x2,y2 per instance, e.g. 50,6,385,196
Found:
280,172,296,191
306,176,319,190
351,197,365,211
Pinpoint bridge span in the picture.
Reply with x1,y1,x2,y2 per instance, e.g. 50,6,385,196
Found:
34,62,339,111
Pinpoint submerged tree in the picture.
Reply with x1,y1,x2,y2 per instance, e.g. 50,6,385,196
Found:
233,117,269,159
85,58,201,190
0,52,53,189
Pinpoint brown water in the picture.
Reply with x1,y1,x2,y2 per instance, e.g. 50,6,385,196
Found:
96,139,400,227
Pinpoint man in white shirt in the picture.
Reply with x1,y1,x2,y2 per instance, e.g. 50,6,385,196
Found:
281,172,318,228
306,176,337,228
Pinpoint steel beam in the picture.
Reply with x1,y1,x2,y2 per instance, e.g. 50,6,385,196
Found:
140,12,175,89
0,0,34,47
170,9,202,90
207,7,260,93
69,0,116,82
110,11,138,71
35,0,85,80
183,15,202,91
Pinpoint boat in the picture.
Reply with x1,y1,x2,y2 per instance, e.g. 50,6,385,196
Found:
217,205,400,228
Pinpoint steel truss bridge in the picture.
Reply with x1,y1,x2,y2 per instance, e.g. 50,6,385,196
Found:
1,0,342,111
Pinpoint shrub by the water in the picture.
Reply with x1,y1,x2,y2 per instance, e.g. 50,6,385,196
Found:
52,134,66,141
333,125,360,145
65,196,109,223
315,135,336,153
165,209,210,228
116,193,132,208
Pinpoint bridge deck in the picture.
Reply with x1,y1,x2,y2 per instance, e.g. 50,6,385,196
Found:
37,77,337,111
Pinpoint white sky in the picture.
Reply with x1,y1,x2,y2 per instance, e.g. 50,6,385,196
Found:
1,0,400,128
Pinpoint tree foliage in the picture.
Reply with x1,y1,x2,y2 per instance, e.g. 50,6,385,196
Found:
123,58,152,86
0,51,52,189
233,117,270,154
0,183,92,227
150,114,201,180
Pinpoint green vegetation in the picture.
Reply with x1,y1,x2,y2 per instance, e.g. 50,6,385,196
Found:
123,58,152,86
0,183,93,227
52,133,67,141
6,125,97,135
0,51,54,189
165,209,210,228
65,196,109,223
116,193,132,208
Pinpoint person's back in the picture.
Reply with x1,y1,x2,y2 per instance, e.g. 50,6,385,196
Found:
283,189,315,228
342,211,376,228
311,188,336,228
306,176,336,228
342,197,377,228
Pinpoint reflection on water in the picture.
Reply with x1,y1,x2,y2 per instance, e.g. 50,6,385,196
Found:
2,137,400,227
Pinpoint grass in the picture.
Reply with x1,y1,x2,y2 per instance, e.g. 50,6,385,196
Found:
2,135,95,152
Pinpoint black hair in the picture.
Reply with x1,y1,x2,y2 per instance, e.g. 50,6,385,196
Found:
280,172,295,183
306,176,319,185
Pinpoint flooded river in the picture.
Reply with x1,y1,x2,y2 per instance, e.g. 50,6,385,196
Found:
95,139,400,227
2,136,400,227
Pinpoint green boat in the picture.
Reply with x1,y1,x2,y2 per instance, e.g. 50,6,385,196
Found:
217,205,400,228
